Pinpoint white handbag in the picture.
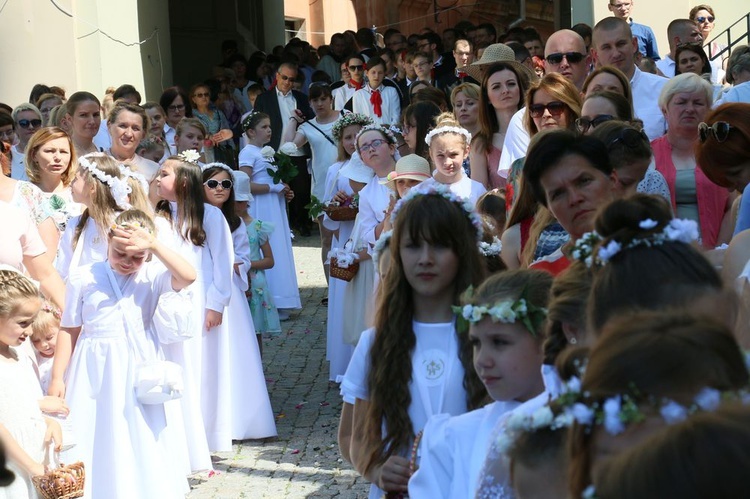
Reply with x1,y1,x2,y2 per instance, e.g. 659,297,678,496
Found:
152,290,194,344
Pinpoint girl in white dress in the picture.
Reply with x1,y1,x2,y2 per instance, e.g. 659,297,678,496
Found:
201,162,276,441
238,112,301,311
154,153,234,465
422,114,487,206
0,270,62,499
352,56,401,125
338,184,487,498
324,113,373,381
408,269,552,498
55,209,193,498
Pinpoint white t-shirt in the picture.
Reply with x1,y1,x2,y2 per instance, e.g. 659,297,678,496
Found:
421,175,487,206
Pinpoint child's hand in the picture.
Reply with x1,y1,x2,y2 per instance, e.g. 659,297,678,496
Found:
47,379,66,398
377,455,410,492
332,190,349,204
30,461,46,477
205,309,223,330
111,226,155,252
39,396,70,417
43,418,63,452
283,184,295,201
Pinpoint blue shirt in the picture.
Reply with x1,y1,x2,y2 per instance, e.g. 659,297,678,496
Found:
630,20,660,61
734,183,750,236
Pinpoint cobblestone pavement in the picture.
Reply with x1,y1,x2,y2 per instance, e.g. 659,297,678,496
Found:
188,232,370,498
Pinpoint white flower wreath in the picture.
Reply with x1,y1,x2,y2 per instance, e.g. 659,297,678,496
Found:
479,236,502,256
424,125,472,146
118,165,149,194
79,154,131,210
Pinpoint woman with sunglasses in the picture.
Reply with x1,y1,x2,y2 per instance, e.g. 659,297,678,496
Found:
333,56,366,111
282,82,342,282
696,103,750,237
690,4,727,84
10,103,43,181
190,83,236,168
652,73,732,249
576,91,632,135
500,73,581,270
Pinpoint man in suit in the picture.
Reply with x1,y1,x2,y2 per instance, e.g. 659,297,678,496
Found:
254,61,315,235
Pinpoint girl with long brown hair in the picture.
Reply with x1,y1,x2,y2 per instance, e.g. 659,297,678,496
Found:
338,185,486,497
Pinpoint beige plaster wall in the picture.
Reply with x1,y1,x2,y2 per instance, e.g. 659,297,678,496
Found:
284,0,358,47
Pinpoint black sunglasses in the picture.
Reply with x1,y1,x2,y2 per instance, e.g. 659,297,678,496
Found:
204,179,233,190
696,16,715,23
17,119,42,129
607,128,649,148
545,52,585,65
575,115,615,133
348,65,364,71
699,121,734,143
529,101,568,118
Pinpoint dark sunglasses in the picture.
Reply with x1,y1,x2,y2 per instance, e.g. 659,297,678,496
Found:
204,179,233,190
575,115,615,133
696,16,715,23
194,92,210,98
348,65,364,71
699,121,734,143
545,52,585,65
529,101,568,118
277,73,295,81
607,128,649,148
17,119,42,129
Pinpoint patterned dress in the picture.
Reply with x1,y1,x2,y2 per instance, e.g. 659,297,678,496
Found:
245,218,281,334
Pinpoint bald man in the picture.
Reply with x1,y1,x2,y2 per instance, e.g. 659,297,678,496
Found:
499,29,591,172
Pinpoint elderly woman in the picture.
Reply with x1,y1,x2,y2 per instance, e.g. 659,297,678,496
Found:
10,103,43,180
652,73,732,249
715,46,750,106
501,72,582,269
25,127,82,232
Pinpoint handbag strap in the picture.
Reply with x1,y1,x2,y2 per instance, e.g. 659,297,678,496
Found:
304,119,336,146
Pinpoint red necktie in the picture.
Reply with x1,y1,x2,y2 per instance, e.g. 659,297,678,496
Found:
370,89,382,117
351,79,363,91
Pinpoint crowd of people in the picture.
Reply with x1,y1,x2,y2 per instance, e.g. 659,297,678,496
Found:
2,2,750,498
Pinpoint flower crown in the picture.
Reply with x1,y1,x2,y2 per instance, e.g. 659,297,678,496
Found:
201,162,233,175
177,149,201,165
479,236,502,257
373,230,393,270
573,218,700,268
118,165,149,194
109,220,154,235
355,123,397,146
452,286,548,337
424,125,472,146
390,182,483,240
79,154,131,210
332,113,374,142
494,403,574,455
41,301,62,320
241,111,265,133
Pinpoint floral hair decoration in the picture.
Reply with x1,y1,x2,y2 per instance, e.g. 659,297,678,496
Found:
177,149,201,165
79,154,131,210
479,236,502,257
573,218,700,268
373,230,393,270
241,111,264,133
332,113,374,142
452,286,548,337
41,301,62,320
424,125,472,146
201,162,234,175
355,123,397,146
391,182,483,241
118,165,149,194
109,220,154,235
494,403,574,456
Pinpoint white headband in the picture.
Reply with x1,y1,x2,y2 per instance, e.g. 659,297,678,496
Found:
424,125,472,146
201,162,234,175
118,165,149,194
79,154,131,210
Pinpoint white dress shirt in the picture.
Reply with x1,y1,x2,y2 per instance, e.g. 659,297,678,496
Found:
631,66,668,141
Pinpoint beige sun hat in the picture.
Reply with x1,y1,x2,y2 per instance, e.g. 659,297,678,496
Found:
380,154,432,190
465,43,538,85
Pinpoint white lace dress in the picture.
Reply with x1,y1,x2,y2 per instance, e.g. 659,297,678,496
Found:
0,349,47,499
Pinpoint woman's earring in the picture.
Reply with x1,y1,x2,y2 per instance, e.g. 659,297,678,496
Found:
569,337,578,345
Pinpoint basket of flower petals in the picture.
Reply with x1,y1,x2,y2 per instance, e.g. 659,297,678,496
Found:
324,195,359,221
33,462,85,499
328,247,360,282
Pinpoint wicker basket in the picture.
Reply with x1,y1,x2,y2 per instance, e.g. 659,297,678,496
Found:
330,257,359,282
324,204,358,221
32,462,85,499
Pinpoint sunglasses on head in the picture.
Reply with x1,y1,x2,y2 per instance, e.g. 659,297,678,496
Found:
699,121,734,143
607,127,649,148
17,119,42,129
545,52,585,65
529,101,568,118
204,179,233,190
575,115,615,133
696,16,715,23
